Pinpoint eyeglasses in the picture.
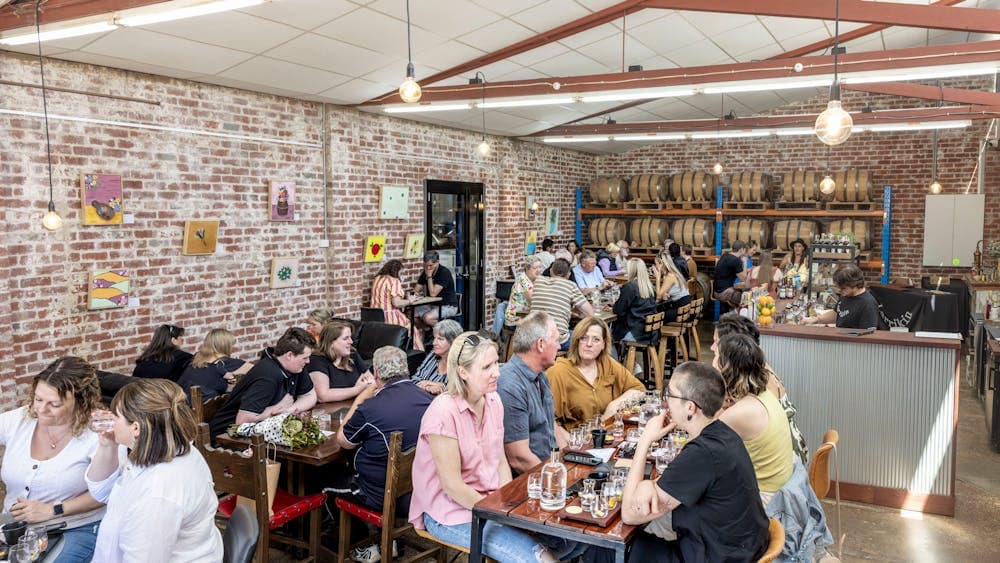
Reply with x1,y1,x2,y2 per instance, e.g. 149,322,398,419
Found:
456,333,484,361
579,335,604,344
663,389,701,411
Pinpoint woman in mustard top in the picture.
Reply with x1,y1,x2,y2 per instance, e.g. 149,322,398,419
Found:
714,333,793,496
546,317,646,432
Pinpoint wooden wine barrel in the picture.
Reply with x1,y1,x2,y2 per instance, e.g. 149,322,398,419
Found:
628,174,669,202
773,220,818,250
828,219,872,250
589,218,628,247
671,218,714,248
781,170,819,202
691,273,713,311
725,219,771,248
669,171,720,202
728,171,773,202
589,176,628,205
629,217,671,248
833,169,870,202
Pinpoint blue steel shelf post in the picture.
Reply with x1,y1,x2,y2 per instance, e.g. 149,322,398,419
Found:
714,185,724,320
575,188,583,245
881,185,892,284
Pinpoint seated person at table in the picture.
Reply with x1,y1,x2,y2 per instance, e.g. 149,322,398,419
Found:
371,259,424,350
504,256,543,328
414,251,459,328
573,250,615,296
87,379,222,562
596,243,624,277
208,327,317,437
307,321,375,403
542,249,576,283
803,263,884,330
713,312,808,465
528,259,594,349
714,334,833,560
305,308,333,344
409,333,584,562
613,258,658,344
615,362,769,562
177,328,253,402
132,324,193,382
567,240,581,265
668,243,690,280
780,238,810,286
536,238,556,270
681,244,698,279
498,313,560,474
712,241,748,310
0,357,106,561
334,346,433,562
546,317,645,431
653,251,692,323
412,319,462,395
749,251,782,294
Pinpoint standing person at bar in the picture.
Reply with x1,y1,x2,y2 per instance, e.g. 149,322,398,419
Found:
713,241,748,312
803,263,883,330
780,238,810,286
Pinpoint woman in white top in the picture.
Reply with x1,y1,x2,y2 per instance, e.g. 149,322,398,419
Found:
749,251,783,294
0,357,106,562
87,378,222,563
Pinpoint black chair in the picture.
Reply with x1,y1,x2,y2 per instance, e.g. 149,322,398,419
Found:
97,371,134,405
223,504,259,563
495,280,514,302
356,322,410,362
360,307,386,323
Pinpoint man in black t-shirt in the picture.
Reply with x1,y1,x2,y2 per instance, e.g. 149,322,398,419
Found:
713,240,748,310
804,263,884,330
414,251,458,327
209,327,317,437
616,362,768,562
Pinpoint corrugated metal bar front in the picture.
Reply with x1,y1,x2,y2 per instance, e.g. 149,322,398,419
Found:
761,335,956,497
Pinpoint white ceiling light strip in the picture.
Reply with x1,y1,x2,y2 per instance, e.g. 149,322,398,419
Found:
842,66,999,85
384,103,472,113
478,97,575,109
580,89,695,103
703,79,832,94
117,0,266,27
0,21,117,45
542,136,609,143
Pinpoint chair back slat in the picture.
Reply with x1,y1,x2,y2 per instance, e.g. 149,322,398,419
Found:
196,424,265,502
809,429,840,500
643,311,664,334
190,387,230,424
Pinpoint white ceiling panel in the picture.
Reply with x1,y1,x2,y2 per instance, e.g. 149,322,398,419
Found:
882,27,930,50
611,9,669,30
361,61,443,87
3,43,75,57
677,11,759,37
557,22,619,50
668,39,732,67
778,27,835,53
574,35,657,72
509,42,570,67
141,11,303,53
56,50,205,80
840,34,886,54
416,41,487,72
727,91,796,113
313,8,444,58
318,78,390,104
83,28,253,75
265,33,391,77
512,0,592,33
608,107,664,122
634,55,679,71
218,56,352,95
366,0,501,37
456,19,536,53
473,60,525,81
529,50,604,77
713,21,776,58
470,0,547,17
238,0,359,31
758,17,829,43
198,74,317,100
4,30,113,55
629,12,704,55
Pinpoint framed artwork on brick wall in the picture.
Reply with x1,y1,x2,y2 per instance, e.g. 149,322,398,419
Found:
182,220,219,255
546,207,560,236
365,236,387,262
270,258,299,288
404,233,425,259
269,181,295,221
525,230,538,255
379,186,409,219
88,270,130,310
81,173,124,225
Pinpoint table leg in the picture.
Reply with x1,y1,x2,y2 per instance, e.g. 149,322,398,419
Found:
614,546,626,563
469,512,486,563
408,307,417,346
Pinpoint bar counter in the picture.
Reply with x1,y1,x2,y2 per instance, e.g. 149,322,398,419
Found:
759,324,960,516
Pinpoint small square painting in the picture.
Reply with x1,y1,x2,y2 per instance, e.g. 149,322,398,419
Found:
88,270,130,310
270,258,299,288
269,181,295,221
365,236,386,262
81,173,124,225
182,220,219,255
404,233,425,259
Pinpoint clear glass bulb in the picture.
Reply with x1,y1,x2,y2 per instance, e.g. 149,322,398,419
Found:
477,139,491,156
929,180,942,194
42,208,63,231
399,76,422,103
712,162,723,175
819,175,836,195
814,99,853,146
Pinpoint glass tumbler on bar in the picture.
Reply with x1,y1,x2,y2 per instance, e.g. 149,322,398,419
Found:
527,473,542,500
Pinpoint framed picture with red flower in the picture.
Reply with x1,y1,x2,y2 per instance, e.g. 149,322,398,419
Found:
364,236,386,262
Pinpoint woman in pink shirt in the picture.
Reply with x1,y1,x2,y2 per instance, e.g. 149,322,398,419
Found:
409,332,584,562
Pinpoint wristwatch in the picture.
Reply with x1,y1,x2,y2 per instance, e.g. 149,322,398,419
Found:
53,503,64,516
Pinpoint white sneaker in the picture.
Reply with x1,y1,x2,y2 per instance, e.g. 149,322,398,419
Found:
351,541,398,563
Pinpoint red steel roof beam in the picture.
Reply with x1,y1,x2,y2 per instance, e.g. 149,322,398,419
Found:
0,0,169,31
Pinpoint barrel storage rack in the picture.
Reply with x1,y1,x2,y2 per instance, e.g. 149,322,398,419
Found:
576,171,893,317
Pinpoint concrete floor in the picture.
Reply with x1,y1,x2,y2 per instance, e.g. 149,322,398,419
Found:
276,323,1000,562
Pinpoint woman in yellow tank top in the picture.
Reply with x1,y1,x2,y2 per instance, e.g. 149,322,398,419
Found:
714,333,793,494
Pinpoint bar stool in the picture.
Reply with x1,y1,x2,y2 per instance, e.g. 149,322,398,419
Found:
658,303,691,383
621,311,665,390
681,298,705,361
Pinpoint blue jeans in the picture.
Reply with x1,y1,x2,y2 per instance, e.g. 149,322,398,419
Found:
423,513,586,562
49,521,99,563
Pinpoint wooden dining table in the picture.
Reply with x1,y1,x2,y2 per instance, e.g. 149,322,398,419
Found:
404,296,442,344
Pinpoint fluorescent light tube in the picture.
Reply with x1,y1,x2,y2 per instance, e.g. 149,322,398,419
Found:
479,98,575,109
581,90,694,103
858,120,971,133
543,136,609,143
117,0,265,26
774,128,817,136
844,67,997,85
383,103,472,113
703,79,831,94
0,22,117,45
614,134,687,141
691,131,771,139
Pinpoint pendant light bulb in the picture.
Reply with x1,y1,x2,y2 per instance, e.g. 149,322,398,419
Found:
819,175,836,195
929,180,942,194
42,201,63,231
399,63,421,103
815,99,853,146
477,139,491,156
712,162,724,175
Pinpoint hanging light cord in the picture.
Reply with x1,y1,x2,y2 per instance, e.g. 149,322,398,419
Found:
35,0,55,203
405,0,413,68
476,71,487,139
832,0,841,85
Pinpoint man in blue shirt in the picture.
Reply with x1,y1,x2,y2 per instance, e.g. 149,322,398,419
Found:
573,250,615,296
497,311,561,474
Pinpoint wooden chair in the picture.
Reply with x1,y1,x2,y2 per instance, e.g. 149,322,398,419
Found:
412,529,498,563
658,303,690,383
809,429,842,558
681,298,705,361
190,386,229,424
499,325,516,363
758,518,784,563
195,424,327,563
622,311,665,390
334,431,442,563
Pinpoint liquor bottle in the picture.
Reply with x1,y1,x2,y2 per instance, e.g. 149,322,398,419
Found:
540,447,567,511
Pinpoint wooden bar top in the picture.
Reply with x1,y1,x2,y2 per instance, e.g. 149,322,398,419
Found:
966,275,1000,290
758,324,961,350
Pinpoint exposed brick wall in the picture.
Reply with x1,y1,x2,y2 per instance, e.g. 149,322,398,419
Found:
0,53,594,408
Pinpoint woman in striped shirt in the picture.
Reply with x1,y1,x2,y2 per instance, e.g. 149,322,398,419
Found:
411,320,463,395
371,259,423,350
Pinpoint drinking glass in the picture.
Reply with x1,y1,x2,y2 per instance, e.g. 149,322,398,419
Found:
590,487,609,518
315,412,332,433
527,473,543,500
626,429,641,444
601,482,619,510
579,479,596,512
655,447,672,473
89,410,115,433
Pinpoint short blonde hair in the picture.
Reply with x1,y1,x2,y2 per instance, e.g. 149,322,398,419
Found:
606,243,620,254
445,332,497,399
